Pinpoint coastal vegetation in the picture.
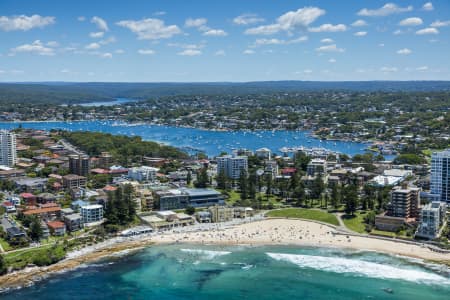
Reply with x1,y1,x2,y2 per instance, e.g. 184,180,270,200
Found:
59,131,188,164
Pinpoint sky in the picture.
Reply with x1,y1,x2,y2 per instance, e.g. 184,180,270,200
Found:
0,0,449,82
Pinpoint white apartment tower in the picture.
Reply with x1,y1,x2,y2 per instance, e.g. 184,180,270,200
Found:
0,130,17,167
430,149,450,203
217,155,248,180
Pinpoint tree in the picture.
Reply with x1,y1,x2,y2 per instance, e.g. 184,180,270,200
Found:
185,206,195,215
30,216,43,241
216,169,228,190
330,184,341,209
0,255,7,275
195,168,209,188
248,170,257,200
186,170,192,185
311,174,325,199
343,185,359,215
239,169,248,200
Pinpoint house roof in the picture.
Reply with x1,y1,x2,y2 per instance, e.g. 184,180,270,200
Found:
47,221,65,229
24,206,61,215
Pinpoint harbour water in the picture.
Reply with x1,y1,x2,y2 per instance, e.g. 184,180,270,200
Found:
3,244,450,299
0,121,376,158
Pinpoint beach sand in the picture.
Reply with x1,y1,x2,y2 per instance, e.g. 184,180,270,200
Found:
1,218,449,291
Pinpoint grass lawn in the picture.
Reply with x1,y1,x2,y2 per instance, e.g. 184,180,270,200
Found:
266,208,339,226
370,229,397,238
0,238,12,251
341,212,367,233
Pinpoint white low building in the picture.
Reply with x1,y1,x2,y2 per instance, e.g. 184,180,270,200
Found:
128,166,159,182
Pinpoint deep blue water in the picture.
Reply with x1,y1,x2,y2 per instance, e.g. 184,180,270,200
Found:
3,244,450,300
0,120,378,158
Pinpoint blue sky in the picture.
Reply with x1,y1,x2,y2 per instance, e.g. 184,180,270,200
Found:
0,0,449,82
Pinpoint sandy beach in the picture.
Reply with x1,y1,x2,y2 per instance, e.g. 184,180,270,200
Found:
1,218,449,292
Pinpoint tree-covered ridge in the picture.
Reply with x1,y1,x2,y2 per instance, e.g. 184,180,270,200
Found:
60,131,188,164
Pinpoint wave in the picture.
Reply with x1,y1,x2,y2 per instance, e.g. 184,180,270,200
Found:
266,253,450,284
180,249,231,259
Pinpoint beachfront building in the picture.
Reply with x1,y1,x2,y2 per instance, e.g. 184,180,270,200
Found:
209,205,233,223
388,187,421,218
128,166,158,182
416,201,447,239
64,213,83,231
217,155,248,180
0,130,17,167
430,149,450,203
80,204,103,223
155,188,225,211
69,154,90,177
264,160,279,179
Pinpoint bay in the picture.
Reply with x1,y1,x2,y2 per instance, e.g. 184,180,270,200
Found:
0,121,378,158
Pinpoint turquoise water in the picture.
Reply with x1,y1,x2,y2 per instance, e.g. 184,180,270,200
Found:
3,244,450,300
0,121,375,158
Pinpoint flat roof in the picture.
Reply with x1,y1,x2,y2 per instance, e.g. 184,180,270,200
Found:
81,204,103,209
181,188,221,196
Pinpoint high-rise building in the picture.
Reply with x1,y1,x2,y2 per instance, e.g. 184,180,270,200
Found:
216,155,248,180
416,201,447,239
388,187,421,218
430,149,450,203
69,154,90,176
0,130,17,167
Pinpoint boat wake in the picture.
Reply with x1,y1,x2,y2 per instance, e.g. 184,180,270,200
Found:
266,253,449,284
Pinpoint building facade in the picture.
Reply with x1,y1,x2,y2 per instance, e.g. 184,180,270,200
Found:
80,204,104,223
416,201,447,239
217,155,248,180
128,166,158,182
0,130,17,167
388,187,420,218
69,154,90,177
430,149,450,203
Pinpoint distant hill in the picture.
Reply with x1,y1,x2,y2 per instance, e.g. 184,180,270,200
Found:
1,81,450,104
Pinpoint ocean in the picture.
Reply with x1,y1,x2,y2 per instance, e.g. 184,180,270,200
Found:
3,244,450,299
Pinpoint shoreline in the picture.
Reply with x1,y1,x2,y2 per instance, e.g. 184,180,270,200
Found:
1,218,449,293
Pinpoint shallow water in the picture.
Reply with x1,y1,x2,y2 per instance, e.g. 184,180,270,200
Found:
3,244,449,300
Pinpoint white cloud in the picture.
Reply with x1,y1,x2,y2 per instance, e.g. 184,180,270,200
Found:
397,48,412,55
46,41,59,47
90,31,105,38
115,49,125,54
245,6,325,35
233,14,264,25
185,18,207,28
0,14,55,31
177,49,202,56
60,69,70,73
315,44,344,53
431,20,450,27
393,29,404,35
243,49,255,54
138,49,155,55
399,17,423,26
422,2,434,11
354,31,367,36
351,19,368,27
321,38,334,43
117,18,181,40
416,66,428,71
357,3,413,17
99,36,116,45
85,42,101,50
303,69,313,74
214,50,226,56
101,52,112,59
379,43,385,47
253,36,307,47
328,58,336,63
203,29,228,36
380,66,398,72
309,23,347,32
91,16,108,31
153,11,166,16
77,16,86,22
416,27,439,35
11,40,55,56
